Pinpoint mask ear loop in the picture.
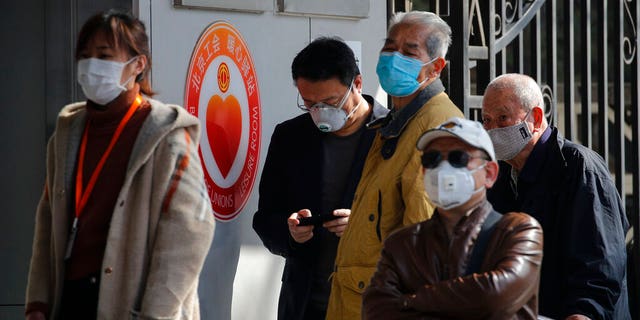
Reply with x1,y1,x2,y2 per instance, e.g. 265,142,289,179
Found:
344,94,364,121
468,161,488,195
416,57,439,87
119,56,141,90
335,80,354,109
119,76,135,90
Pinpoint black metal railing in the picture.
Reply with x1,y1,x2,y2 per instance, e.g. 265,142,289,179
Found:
396,0,639,318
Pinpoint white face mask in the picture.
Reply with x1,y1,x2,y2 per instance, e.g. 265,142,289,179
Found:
487,110,533,160
424,161,485,210
77,57,138,105
303,81,361,132
309,96,363,133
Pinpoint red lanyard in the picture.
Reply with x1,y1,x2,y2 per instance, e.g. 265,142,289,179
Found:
74,95,143,218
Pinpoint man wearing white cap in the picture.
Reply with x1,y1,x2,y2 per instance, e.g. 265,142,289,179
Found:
363,117,544,319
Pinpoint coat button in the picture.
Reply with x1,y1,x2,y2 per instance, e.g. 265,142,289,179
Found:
368,214,375,222
358,281,365,289
119,200,124,207
104,267,113,274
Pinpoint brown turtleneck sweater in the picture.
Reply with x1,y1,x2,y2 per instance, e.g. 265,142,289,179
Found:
65,85,151,280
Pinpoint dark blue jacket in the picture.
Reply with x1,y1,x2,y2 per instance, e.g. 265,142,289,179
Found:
488,127,630,320
252,96,387,320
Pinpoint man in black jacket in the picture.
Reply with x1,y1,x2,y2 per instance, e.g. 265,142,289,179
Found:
481,73,630,320
252,37,388,320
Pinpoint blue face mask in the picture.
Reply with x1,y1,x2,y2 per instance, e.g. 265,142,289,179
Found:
376,52,437,97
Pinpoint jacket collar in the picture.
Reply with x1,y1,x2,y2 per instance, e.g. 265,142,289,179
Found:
363,94,391,123
518,126,566,184
432,199,494,236
368,79,445,138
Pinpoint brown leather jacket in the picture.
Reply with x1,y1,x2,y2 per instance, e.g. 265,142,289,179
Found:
363,200,543,320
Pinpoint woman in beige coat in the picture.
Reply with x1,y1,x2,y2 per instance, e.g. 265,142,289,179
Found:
25,10,215,320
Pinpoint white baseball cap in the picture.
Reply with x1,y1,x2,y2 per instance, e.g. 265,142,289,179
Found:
416,117,496,161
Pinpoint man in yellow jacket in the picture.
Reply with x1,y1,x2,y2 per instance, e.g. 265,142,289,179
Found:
326,10,464,319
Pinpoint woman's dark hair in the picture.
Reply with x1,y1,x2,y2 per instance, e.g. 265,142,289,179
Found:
291,36,360,87
76,9,155,96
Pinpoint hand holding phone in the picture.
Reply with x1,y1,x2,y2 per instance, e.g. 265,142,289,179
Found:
288,209,314,243
297,214,340,226
322,208,350,237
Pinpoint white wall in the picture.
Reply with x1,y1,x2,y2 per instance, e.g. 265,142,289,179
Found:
136,1,388,319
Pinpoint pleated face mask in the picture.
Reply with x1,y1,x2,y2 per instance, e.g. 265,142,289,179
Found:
487,109,533,160
376,52,436,97
77,56,137,105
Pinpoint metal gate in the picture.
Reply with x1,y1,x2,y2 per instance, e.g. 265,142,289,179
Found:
393,0,639,318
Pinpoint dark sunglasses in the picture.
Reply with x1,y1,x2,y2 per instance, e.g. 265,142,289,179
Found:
421,150,487,169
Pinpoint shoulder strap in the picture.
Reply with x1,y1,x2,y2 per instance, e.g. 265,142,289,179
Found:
465,210,502,276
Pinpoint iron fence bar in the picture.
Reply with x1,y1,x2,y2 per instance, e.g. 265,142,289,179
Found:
614,0,626,204
534,11,541,83
597,0,609,162
490,1,497,75
474,0,494,105
632,2,640,319
580,0,592,148
448,0,470,116
499,0,507,75
548,0,558,127
563,0,576,140
517,0,524,73
517,32,524,73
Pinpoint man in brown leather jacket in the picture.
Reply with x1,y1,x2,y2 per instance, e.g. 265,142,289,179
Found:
363,117,544,320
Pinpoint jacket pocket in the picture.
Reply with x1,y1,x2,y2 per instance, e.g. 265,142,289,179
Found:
336,265,377,296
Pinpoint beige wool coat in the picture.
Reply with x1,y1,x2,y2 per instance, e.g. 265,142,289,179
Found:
25,98,216,319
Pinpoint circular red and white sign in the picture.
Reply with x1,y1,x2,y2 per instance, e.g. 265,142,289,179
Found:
184,21,261,221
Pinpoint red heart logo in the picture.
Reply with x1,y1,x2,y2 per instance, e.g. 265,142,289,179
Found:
206,94,242,178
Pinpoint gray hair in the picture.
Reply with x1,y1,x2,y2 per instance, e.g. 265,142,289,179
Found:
388,11,452,59
485,73,544,112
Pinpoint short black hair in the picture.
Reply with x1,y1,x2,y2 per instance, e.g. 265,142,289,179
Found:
291,37,360,87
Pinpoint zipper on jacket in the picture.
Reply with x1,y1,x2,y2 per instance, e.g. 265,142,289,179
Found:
376,190,382,241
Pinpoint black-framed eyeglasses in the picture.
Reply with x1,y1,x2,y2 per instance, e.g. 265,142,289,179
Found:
296,80,353,112
421,150,488,169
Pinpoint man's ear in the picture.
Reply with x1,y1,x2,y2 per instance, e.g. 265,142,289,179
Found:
353,74,363,94
531,106,544,132
431,57,447,76
483,160,499,189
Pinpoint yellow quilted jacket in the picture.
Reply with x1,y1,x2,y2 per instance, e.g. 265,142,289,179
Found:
326,87,463,320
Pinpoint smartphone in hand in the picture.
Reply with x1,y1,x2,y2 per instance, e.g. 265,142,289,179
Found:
297,214,340,227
